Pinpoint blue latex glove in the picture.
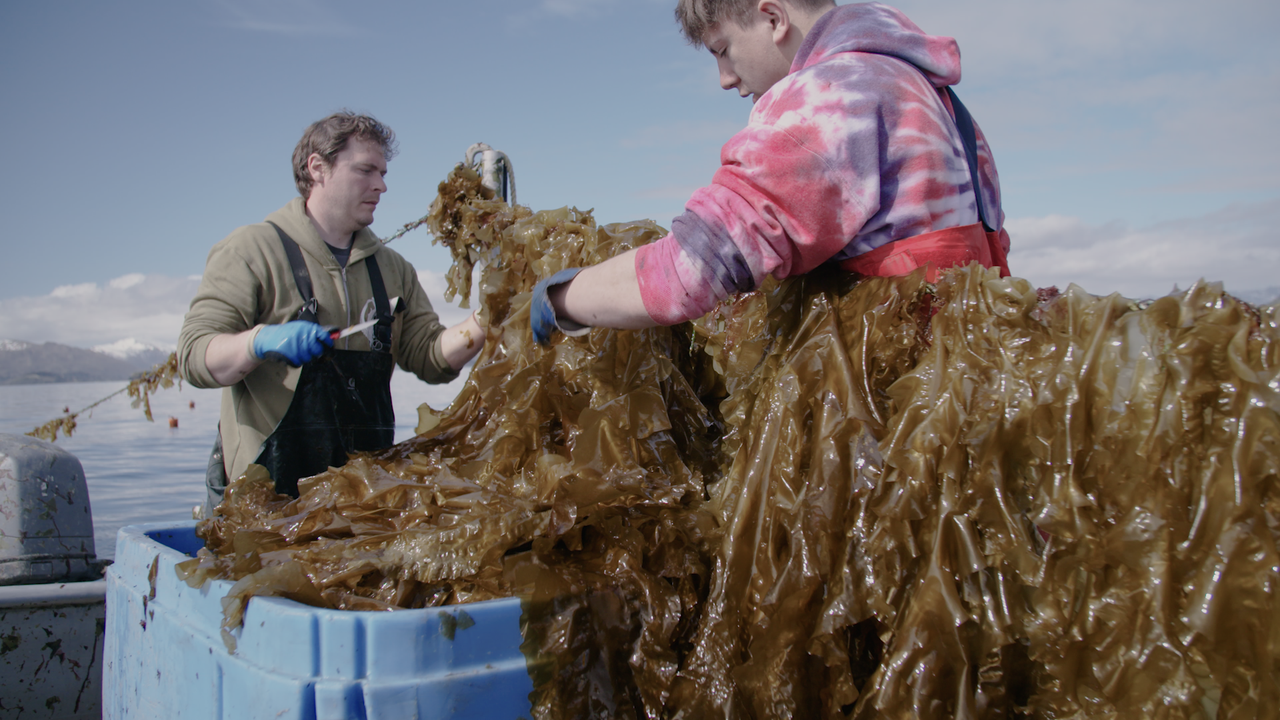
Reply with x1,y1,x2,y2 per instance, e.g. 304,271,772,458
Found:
531,268,591,346
251,321,334,366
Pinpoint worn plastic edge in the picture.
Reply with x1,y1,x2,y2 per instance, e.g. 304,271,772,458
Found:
0,578,107,608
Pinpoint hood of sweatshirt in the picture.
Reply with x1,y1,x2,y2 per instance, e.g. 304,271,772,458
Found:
792,3,962,88
266,197,383,268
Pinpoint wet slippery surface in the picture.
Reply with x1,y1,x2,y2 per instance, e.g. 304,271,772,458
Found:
0,602,105,719
177,166,1280,719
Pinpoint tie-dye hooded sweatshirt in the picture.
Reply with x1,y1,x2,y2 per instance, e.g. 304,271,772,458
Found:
634,2,1006,325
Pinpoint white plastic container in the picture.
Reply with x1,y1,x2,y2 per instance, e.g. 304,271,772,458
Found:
104,522,535,720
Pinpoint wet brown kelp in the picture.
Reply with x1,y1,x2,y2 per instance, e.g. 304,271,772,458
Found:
178,164,1280,718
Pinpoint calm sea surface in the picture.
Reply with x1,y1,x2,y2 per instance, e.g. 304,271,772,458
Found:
0,372,466,560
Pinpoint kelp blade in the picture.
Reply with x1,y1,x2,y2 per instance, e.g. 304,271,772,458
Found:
179,164,1280,719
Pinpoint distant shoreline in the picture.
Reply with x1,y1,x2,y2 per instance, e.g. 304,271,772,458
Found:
1,339,173,387
1,374,144,387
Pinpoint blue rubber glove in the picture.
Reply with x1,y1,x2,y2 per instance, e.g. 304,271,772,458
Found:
531,268,592,346
251,321,334,366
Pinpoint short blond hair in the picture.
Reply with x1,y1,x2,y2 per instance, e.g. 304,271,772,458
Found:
674,0,834,48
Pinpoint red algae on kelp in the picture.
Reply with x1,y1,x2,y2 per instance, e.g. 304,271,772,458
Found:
177,164,1280,719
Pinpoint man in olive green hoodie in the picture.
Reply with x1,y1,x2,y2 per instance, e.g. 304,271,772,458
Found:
178,112,484,509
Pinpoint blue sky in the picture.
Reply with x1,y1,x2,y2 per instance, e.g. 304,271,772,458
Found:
2,0,1277,349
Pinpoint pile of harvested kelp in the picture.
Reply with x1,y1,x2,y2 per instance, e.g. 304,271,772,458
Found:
178,164,1280,719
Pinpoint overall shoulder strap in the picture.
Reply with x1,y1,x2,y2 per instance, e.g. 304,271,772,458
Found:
268,221,320,323
267,219,320,319
362,252,394,352
943,87,995,233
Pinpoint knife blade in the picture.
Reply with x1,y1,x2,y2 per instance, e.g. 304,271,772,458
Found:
328,318,379,342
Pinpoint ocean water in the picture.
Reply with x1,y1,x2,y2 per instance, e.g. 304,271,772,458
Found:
0,371,466,560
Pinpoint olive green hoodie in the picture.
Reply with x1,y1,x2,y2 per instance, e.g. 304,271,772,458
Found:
178,198,458,484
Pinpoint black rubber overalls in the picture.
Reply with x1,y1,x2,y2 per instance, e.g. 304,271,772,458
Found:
205,223,396,509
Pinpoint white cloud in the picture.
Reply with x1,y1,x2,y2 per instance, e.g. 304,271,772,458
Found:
540,0,617,18
1007,197,1280,302
108,273,147,290
50,283,100,299
211,0,366,36
0,276,201,349
417,268,481,328
537,0,668,19
500,0,668,32
0,269,482,352
2,203,1273,356
415,268,450,300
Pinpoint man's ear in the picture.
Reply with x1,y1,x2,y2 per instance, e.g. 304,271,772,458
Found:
306,153,329,188
757,0,792,45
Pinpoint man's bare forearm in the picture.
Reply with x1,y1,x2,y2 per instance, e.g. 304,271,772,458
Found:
439,312,487,370
550,249,653,330
205,329,262,386
206,313,483,383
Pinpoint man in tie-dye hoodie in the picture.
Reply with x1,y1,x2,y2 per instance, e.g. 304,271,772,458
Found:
533,0,1010,342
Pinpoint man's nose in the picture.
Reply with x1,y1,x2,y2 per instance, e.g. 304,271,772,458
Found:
719,68,738,91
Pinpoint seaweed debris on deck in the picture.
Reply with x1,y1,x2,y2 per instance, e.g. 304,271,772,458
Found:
175,163,1280,719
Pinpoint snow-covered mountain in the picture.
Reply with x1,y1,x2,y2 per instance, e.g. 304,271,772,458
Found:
91,338,173,366
0,338,174,385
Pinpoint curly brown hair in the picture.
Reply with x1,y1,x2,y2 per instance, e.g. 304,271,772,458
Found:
292,111,398,199
674,0,834,48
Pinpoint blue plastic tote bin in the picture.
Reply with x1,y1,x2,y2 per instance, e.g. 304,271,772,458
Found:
103,521,534,720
